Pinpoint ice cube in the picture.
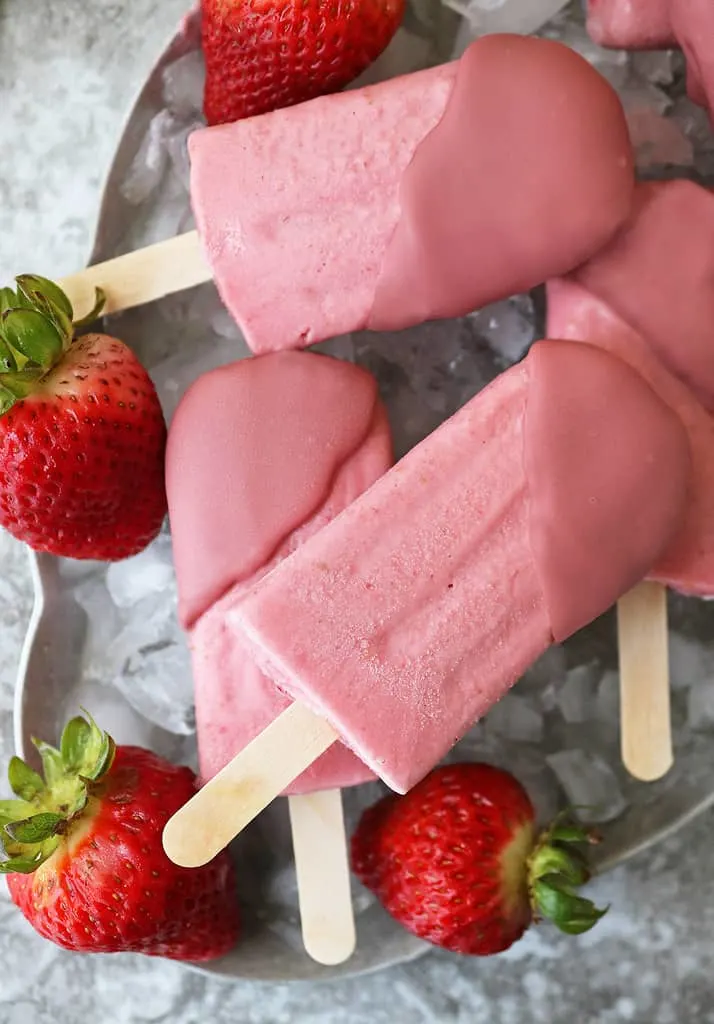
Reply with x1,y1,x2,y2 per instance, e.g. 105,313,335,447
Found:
354,314,499,458
446,0,570,36
351,884,377,915
470,295,535,368
627,108,694,170
74,575,124,675
121,110,174,206
162,50,206,120
518,645,568,698
265,863,299,909
670,96,714,178
669,633,714,691
266,917,305,952
555,663,597,724
595,669,620,722
546,749,626,824
106,584,196,736
631,51,675,87
687,682,714,732
106,533,175,609
165,122,202,195
486,693,544,743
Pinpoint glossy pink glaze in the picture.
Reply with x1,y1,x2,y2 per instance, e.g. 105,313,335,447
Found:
167,351,388,628
369,35,633,330
547,279,714,597
574,181,714,411
230,342,689,793
167,352,392,793
189,35,633,353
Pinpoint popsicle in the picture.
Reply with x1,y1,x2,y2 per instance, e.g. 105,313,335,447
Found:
586,0,714,118
570,180,714,413
58,34,635,342
166,349,392,963
197,341,689,798
547,277,714,779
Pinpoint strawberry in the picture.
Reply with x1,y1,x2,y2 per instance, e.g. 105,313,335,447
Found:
2,714,239,961
351,763,606,956
0,275,167,561
201,0,406,126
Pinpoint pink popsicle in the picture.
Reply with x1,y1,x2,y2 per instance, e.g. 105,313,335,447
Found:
229,341,690,793
189,34,633,354
587,0,714,118
571,181,714,411
548,278,714,598
166,351,392,793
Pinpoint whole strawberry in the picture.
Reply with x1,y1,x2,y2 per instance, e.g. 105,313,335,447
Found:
0,275,167,560
2,714,239,961
202,0,406,126
352,763,606,955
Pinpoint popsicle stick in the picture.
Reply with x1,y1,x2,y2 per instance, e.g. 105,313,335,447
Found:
163,702,338,868
617,581,673,782
289,790,357,966
59,231,211,320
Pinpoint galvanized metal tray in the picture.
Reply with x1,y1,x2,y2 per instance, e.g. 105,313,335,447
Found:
14,2,714,982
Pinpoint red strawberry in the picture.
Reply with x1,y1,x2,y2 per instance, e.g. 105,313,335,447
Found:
0,275,167,561
201,0,406,126
351,763,606,956
2,714,239,961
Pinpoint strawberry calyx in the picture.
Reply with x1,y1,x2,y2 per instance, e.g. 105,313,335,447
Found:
0,275,105,415
0,712,115,874
526,813,608,936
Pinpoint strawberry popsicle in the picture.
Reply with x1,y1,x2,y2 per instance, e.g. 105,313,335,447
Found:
167,350,392,792
228,341,690,794
189,34,634,355
570,181,714,411
587,0,714,118
547,279,714,598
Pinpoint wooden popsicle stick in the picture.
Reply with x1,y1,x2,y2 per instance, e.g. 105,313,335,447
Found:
59,231,211,320
617,581,673,782
289,790,357,966
163,702,339,868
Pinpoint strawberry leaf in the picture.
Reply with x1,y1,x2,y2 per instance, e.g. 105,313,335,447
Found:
0,385,16,416
8,757,44,802
15,275,73,319
60,716,93,770
30,294,73,349
0,847,55,874
0,799,35,820
0,288,17,315
1,309,63,369
5,812,63,844
75,709,116,780
72,288,106,330
32,739,64,788
0,369,44,399
0,337,16,373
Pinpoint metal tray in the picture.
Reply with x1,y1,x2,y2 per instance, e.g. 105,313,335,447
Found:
14,3,714,983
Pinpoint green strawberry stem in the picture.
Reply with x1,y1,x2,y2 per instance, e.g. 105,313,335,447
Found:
0,711,115,874
527,812,608,935
0,275,105,414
